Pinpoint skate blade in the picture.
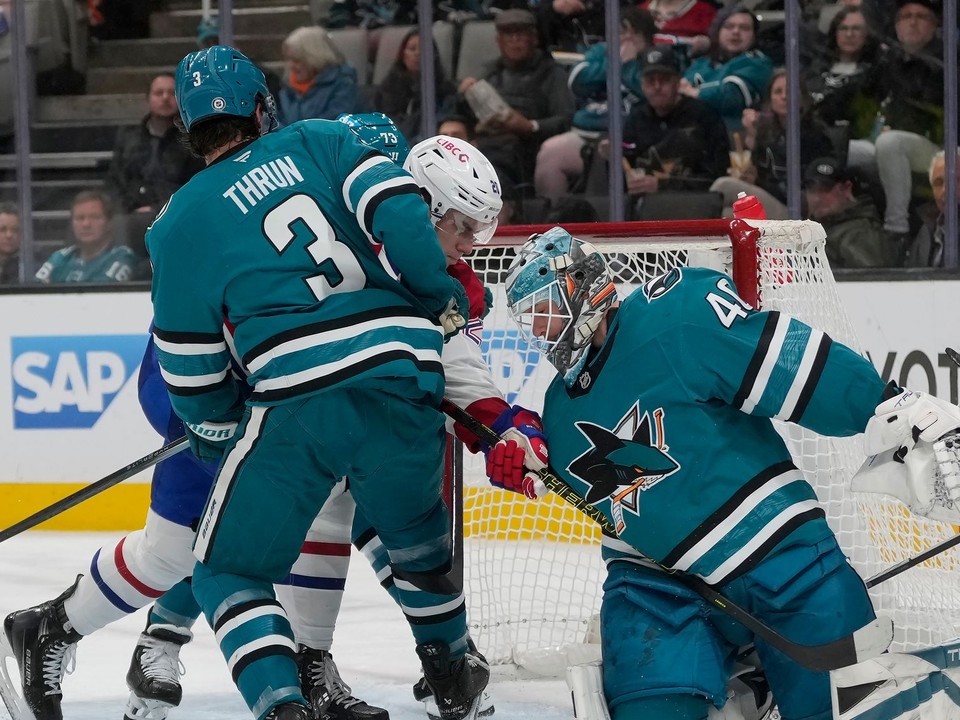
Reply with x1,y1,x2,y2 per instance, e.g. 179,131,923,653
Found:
0,632,37,720
425,691,495,720
123,694,174,720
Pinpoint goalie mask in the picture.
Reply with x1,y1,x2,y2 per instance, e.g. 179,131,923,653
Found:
505,227,618,387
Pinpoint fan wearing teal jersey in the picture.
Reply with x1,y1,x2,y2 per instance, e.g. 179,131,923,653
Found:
502,227,960,720
145,46,482,720
35,190,137,283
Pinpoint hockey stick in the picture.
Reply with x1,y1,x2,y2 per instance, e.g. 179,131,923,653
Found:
865,531,960,588
441,399,893,672
0,437,189,544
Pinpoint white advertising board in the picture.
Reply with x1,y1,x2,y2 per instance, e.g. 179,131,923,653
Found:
0,281,957,485
0,292,160,483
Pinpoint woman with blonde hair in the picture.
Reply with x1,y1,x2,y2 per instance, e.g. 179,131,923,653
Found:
278,26,359,124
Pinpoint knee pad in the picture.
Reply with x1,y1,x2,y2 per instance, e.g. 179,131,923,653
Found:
137,509,200,582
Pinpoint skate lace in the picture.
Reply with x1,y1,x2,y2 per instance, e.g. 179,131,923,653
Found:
308,655,362,709
42,641,76,696
139,635,186,683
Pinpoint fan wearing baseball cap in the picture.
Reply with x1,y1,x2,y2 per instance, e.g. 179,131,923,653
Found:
804,157,893,268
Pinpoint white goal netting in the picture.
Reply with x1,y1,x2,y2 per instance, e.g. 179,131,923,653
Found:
459,219,960,675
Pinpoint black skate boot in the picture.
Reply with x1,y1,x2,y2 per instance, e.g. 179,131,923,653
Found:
122,620,193,720
265,702,311,720
415,642,490,720
413,639,494,720
2,576,82,720
297,645,388,720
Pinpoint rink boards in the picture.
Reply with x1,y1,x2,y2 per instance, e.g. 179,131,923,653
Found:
0,281,957,534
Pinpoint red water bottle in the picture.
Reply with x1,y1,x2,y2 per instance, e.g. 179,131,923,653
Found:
732,192,768,220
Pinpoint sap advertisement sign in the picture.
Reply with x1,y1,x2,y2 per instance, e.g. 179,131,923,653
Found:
0,292,158,483
12,334,147,429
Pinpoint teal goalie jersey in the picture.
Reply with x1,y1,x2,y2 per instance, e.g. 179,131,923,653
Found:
542,266,887,586
146,119,458,425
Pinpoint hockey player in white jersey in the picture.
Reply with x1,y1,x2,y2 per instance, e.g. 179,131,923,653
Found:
277,134,550,720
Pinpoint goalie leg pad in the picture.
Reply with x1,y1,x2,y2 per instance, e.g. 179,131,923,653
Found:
567,662,611,720
830,645,960,720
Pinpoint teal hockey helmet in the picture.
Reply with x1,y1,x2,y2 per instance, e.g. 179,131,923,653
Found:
176,45,278,132
336,112,410,164
504,227,618,387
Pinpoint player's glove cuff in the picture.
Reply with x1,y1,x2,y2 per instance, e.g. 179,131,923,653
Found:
486,405,549,499
186,419,238,463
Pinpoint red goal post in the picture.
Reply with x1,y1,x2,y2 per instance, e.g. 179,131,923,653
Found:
455,218,960,677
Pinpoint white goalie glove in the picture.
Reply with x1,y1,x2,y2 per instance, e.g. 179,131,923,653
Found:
852,390,960,524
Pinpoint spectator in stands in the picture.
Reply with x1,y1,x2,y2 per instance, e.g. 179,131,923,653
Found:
620,46,730,212
679,5,772,133
35,191,137,284
374,28,456,141
437,114,474,142
534,6,656,203
860,0,946,247
0,202,20,284
537,0,606,53
806,6,884,152
905,150,960,267
105,72,204,260
458,9,575,220
326,0,494,29
277,27,360,126
196,16,219,49
639,0,716,58
710,68,834,219
804,156,892,268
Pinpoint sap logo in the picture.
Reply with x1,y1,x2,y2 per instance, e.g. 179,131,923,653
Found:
12,335,148,429
481,329,541,404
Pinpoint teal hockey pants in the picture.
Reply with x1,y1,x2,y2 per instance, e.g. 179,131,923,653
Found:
191,388,464,719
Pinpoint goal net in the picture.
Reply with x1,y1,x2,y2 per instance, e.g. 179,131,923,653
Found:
459,218,960,675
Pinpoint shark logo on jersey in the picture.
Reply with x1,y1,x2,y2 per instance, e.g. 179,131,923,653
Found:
568,402,680,533
643,267,682,301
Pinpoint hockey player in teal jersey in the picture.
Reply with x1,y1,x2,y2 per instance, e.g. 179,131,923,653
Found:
501,227,960,720
147,46,484,720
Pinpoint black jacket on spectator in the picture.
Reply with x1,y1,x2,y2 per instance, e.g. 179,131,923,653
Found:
869,39,948,144
622,96,730,191
805,46,883,139
459,50,574,194
0,253,18,284
474,50,574,139
537,0,606,52
374,39,456,141
752,113,835,203
106,118,205,214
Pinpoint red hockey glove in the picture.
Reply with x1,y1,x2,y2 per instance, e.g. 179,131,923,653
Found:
485,406,549,499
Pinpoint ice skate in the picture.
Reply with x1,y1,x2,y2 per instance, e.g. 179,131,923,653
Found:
297,645,388,720
415,642,490,720
122,621,192,720
412,638,495,720
0,577,82,720
265,702,311,720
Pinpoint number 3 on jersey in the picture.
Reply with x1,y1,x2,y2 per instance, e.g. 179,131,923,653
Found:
264,193,365,301
706,278,751,328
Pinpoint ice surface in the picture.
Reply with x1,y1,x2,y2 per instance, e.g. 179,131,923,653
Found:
0,532,572,720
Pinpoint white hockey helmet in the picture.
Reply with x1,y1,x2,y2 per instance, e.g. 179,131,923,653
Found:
403,135,503,244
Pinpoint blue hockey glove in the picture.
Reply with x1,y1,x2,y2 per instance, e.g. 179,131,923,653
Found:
486,405,549,499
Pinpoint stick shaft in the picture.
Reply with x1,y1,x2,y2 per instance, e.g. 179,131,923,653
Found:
0,437,190,543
